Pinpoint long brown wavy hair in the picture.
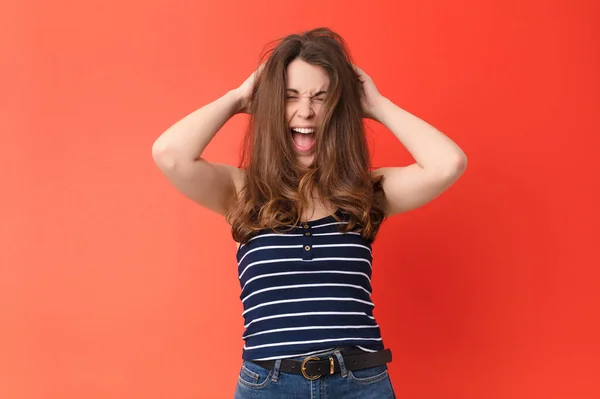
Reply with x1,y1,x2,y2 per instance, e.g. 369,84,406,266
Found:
227,27,387,244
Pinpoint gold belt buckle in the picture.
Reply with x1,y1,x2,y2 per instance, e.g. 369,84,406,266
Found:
300,355,335,380
300,356,321,380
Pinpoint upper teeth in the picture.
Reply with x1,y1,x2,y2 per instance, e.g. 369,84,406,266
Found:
292,128,315,134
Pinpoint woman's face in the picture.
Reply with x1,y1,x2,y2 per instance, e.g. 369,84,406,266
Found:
285,58,330,167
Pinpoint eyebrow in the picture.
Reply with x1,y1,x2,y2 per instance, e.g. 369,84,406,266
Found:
286,89,328,97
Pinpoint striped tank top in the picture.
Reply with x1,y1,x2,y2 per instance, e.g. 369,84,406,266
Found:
236,209,385,361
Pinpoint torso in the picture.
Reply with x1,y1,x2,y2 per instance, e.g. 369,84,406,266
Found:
231,172,337,250
234,198,336,250
235,206,382,360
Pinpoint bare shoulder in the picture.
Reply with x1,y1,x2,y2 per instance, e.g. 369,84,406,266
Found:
213,161,246,216
213,163,246,249
371,162,466,216
153,152,248,219
228,163,247,197
221,164,245,251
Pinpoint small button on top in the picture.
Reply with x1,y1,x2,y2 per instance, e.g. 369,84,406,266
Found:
303,224,309,229
305,245,311,251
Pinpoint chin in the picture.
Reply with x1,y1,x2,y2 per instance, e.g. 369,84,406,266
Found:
297,155,315,168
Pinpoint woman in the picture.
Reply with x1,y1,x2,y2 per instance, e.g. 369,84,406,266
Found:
152,27,467,398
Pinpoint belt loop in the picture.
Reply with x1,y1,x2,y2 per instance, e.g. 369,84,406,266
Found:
333,350,348,378
270,359,282,382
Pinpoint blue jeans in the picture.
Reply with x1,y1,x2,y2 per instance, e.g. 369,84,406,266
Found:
234,346,396,398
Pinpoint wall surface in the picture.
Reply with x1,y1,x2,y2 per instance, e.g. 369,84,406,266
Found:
1,0,598,398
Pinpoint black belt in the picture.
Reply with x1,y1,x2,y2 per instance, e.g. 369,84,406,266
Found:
250,348,392,380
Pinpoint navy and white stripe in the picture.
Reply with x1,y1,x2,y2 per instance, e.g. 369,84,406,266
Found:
236,210,385,361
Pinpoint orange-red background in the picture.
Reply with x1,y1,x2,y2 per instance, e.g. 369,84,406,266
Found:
1,0,598,398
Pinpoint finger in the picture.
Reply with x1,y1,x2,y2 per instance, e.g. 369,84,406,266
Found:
254,63,266,77
353,64,365,74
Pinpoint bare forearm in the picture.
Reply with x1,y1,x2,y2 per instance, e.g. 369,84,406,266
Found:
152,89,243,162
372,96,467,172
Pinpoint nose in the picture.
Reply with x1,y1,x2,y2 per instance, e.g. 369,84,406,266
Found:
296,98,314,119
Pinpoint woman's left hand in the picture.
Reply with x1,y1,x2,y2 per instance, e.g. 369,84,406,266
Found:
353,65,385,121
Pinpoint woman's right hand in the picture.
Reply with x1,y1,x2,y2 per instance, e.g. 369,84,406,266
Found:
233,64,265,114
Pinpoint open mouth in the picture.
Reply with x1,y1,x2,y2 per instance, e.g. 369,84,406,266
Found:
290,127,316,153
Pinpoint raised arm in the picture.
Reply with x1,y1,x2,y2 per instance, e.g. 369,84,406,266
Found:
151,67,261,216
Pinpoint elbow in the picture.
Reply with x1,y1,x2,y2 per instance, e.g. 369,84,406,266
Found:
437,152,467,181
447,152,468,179
152,141,178,171
151,140,168,160
454,152,468,174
